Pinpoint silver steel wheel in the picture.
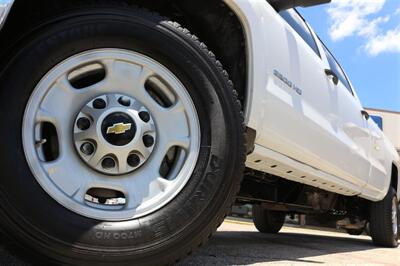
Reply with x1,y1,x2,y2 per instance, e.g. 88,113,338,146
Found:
392,198,399,236
22,49,200,221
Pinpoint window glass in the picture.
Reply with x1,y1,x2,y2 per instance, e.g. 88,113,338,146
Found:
322,45,353,94
371,115,384,130
279,10,320,57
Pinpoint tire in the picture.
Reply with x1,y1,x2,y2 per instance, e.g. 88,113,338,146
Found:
369,188,399,247
252,205,286,234
0,6,245,265
346,229,364,236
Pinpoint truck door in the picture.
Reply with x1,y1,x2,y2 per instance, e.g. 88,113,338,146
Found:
258,9,366,187
321,45,371,186
366,117,391,194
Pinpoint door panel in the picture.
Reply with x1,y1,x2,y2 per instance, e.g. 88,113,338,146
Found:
256,9,366,187
335,86,371,185
366,119,390,193
322,45,371,186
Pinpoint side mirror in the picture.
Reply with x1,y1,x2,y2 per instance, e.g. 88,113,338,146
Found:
269,0,331,12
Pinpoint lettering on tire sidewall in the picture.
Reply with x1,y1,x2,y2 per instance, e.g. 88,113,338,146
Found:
95,230,143,240
90,154,223,245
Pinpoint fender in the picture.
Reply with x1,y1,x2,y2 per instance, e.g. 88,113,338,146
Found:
0,0,14,30
223,0,272,130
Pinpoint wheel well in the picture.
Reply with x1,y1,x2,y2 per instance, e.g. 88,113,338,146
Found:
391,163,398,191
0,0,248,108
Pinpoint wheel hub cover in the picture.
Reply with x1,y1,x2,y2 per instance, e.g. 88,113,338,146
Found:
73,93,157,176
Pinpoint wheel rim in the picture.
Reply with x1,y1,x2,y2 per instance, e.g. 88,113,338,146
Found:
23,49,201,221
392,197,399,237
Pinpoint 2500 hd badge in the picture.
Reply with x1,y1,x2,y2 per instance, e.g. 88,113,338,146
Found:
273,69,303,95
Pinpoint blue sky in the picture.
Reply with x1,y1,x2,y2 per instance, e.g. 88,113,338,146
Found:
299,0,400,112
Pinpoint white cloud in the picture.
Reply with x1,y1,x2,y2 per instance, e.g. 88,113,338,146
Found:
328,0,386,41
364,27,400,55
327,0,400,56
358,15,390,38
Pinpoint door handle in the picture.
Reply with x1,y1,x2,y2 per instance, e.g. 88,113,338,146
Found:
361,110,370,120
325,69,339,85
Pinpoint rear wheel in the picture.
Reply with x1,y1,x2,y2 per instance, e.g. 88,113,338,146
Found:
0,6,245,265
346,229,364,236
252,205,286,234
369,188,399,247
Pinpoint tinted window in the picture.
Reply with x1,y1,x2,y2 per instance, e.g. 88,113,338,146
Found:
280,10,320,57
371,115,384,130
322,46,353,94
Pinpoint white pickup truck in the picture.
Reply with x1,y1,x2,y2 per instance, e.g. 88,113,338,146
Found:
0,0,399,265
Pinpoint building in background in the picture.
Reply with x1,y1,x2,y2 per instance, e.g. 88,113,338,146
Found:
366,108,400,154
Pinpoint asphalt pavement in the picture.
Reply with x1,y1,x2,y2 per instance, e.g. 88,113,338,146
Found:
180,219,400,265
0,219,399,265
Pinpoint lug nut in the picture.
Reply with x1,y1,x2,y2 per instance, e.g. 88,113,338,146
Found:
127,154,141,168
77,117,91,131
118,96,131,107
143,135,155,148
139,111,150,123
93,98,106,109
102,157,116,169
80,142,95,156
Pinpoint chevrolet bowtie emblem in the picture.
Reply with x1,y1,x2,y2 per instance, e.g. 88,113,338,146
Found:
107,123,132,135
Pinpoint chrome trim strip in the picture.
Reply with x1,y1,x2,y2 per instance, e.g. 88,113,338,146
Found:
0,0,14,31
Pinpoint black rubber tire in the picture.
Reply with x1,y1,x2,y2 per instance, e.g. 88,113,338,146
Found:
252,205,286,234
369,188,399,248
0,6,245,266
346,229,364,236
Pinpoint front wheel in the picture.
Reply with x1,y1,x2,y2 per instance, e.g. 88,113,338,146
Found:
369,188,399,247
0,6,245,265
